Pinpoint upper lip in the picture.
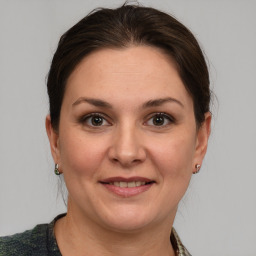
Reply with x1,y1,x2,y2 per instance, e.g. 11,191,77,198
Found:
99,176,154,183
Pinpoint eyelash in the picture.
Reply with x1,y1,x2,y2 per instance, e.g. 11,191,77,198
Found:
79,113,111,127
144,112,175,127
79,112,175,128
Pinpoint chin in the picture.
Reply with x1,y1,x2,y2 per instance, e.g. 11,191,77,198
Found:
95,205,166,233
103,216,153,233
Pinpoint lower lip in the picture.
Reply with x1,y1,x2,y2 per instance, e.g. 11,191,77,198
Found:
101,183,154,197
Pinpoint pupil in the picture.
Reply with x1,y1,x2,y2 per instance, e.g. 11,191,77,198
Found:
92,116,103,126
153,116,164,126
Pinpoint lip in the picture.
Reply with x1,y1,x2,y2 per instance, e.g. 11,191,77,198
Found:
100,176,153,183
99,176,155,198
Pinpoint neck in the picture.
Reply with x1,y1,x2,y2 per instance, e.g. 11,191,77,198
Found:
54,204,176,256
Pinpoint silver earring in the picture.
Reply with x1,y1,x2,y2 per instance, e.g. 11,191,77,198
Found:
54,164,61,175
193,164,201,174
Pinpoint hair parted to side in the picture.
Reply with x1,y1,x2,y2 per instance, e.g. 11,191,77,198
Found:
47,3,211,130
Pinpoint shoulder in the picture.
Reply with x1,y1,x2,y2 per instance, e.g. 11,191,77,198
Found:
0,224,49,256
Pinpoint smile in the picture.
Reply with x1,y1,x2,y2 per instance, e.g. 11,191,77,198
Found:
99,177,155,197
105,181,153,187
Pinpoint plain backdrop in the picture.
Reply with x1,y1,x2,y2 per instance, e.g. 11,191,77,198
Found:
0,0,256,255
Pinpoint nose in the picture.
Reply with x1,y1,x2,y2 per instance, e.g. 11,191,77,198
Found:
108,124,146,167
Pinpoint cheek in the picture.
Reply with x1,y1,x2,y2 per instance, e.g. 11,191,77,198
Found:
149,133,195,202
143,133,196,218
58,130,107,178
150,133,195,177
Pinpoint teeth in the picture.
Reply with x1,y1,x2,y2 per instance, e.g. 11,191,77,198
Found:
109,181,147,187
128,181,136,188
136,181,145,186
120,182,127,188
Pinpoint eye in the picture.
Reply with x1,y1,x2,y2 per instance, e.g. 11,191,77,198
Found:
145,113,174,127
81,113,110,127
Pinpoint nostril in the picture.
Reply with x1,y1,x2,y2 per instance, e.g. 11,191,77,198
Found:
108,142,147,166
111,157,143,167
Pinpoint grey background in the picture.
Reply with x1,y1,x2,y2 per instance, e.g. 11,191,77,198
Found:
0,0,256,255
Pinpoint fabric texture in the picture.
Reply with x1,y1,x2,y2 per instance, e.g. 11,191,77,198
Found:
0,214,191,256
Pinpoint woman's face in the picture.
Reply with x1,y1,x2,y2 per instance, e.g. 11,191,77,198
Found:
47,46,210,232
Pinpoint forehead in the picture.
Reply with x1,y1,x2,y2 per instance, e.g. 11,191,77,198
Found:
64,46,192,108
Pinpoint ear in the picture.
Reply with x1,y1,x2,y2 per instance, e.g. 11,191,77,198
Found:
193,112,212,172
45,115,60,165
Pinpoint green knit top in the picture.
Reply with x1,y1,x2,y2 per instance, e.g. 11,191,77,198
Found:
0,215,63,256
0,214,191,256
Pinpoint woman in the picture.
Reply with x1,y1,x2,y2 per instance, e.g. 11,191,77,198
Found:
0,3,211,256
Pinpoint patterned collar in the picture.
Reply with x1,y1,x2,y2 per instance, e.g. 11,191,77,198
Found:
171,228,192,256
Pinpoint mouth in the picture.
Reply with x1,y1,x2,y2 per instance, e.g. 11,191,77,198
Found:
99,177,155,197
101,180,155,187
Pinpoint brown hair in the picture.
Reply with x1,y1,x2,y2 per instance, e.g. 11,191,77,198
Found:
47,3,210,130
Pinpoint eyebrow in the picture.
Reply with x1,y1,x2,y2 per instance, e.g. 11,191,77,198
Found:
72,97,184,109
141,97,184,108
72,97,112,108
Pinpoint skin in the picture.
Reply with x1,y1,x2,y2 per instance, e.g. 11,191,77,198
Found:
46,46,211,256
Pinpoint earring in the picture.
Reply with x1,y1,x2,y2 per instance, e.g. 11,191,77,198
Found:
193,164,201,174
54,164,61,175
